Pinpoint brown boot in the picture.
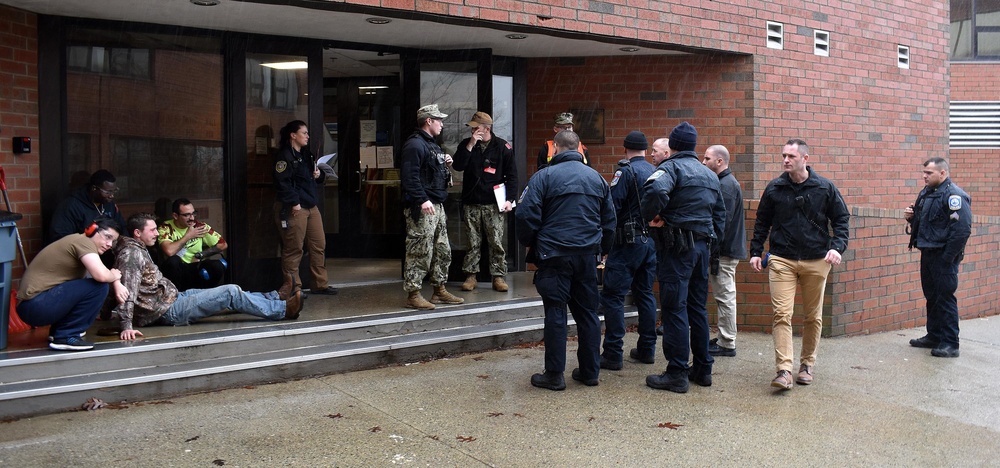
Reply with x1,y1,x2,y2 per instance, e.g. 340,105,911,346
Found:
283,291,303,320
430,285,465,304
406,290,435,310
461,274,478,291
492,276,509,292
278,273,296,300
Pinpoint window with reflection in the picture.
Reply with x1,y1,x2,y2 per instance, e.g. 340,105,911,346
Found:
952,0,1000,60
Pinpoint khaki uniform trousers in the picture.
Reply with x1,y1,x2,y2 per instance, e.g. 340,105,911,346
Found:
274,204,328,292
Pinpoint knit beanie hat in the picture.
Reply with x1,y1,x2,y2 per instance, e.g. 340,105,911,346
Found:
623,130,648,150
668,121,697,152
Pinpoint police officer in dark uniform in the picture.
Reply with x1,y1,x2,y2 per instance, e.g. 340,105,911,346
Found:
905,157,972,358
516,130,616,390
640,122,725,393
598,131,658,370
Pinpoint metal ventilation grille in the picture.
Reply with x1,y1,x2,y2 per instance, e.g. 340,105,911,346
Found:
950,101,1000,148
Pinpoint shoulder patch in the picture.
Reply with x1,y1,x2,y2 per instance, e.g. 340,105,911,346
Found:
948,194,962,211
647,170,664,181
518,185,529,204
610,170,622,187
275,160,288,173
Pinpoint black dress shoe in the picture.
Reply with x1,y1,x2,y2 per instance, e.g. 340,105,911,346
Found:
530,372,566,391
311,286,339,295
931,344,960,358
646,372,689,393
571,368,599,386
599,357,623,371
629,348,655,364
708,339,737,357
909,335,939,349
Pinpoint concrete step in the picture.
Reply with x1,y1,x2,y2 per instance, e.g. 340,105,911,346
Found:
0,293,637,420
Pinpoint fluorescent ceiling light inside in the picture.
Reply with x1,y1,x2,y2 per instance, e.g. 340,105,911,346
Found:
359,86,389,90
261,61,308,70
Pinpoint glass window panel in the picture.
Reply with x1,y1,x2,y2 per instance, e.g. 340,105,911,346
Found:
65,28,223,230
977,30,1000,56
976,0,1000,25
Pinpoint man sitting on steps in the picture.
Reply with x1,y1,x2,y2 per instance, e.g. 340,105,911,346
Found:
112,213,303,341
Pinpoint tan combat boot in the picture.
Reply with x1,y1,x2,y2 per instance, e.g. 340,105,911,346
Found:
283,291,303,320
277,273,296,300
406,290,435,310
430,285,465,304
492,276,509,292
461,274,478,291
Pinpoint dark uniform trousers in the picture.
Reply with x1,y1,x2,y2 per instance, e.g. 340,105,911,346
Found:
657,238,714,376
160,256,225,291
599,240,658,362
920,248,961,346
534,254,601,379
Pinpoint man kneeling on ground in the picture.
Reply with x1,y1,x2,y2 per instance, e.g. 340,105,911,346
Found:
113,213,303,341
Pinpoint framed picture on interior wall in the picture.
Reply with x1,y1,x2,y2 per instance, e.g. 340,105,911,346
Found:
570,108,605,145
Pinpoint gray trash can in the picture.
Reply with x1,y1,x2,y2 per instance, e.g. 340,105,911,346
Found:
0,210,23,350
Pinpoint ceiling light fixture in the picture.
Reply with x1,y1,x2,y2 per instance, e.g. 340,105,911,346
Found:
359,86,389,90
619,47,640,52
505,34,528,40
261,61,308,70
366,17,392,25
190,0,220,6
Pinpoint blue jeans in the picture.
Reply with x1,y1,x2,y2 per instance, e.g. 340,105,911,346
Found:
657,238,714,376
921,248,961,347
161,284,285,325
600,240,658,362
16,278,108,340
534,254,601,379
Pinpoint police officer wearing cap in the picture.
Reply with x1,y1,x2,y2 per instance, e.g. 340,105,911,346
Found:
640,122,726,393
400,104,465,310
598,130,659,371
905,157,972,358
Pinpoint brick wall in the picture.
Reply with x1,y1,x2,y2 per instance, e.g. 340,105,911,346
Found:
0,6,38,283
949,62,1000,216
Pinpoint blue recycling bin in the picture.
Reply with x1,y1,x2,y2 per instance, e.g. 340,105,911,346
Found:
0,210,23,350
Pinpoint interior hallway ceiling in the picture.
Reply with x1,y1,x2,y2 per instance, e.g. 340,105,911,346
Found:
0,0,689,77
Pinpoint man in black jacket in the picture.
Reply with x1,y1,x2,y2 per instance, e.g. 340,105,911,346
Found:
452,111,517,292
516,130,615,390
400,104,464,310
749,139,850,390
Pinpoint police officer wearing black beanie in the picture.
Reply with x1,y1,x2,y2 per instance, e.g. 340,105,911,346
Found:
640,122,726,393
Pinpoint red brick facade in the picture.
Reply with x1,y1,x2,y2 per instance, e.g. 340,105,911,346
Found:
1,0,997,335
0,8,38,280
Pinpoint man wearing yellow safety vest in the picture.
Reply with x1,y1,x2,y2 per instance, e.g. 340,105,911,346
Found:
536,112,591,171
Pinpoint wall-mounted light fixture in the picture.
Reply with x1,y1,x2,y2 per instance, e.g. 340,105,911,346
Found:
366,18,392,25
190,0,220,6
619,47,640,52
505,34,528,40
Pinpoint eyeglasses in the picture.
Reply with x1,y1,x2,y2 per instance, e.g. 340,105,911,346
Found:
179,211,198,218
96,187,120,196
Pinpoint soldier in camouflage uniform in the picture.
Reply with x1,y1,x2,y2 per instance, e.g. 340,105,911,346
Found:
400,104,464,309
452,111,517,292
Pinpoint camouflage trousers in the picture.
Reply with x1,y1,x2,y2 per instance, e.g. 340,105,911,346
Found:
403,204,452,292
462,204,507,277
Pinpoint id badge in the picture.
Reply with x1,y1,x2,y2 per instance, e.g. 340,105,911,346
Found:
484,167,496,174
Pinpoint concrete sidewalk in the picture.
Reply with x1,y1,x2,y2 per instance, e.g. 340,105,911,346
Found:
1,317,998,466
